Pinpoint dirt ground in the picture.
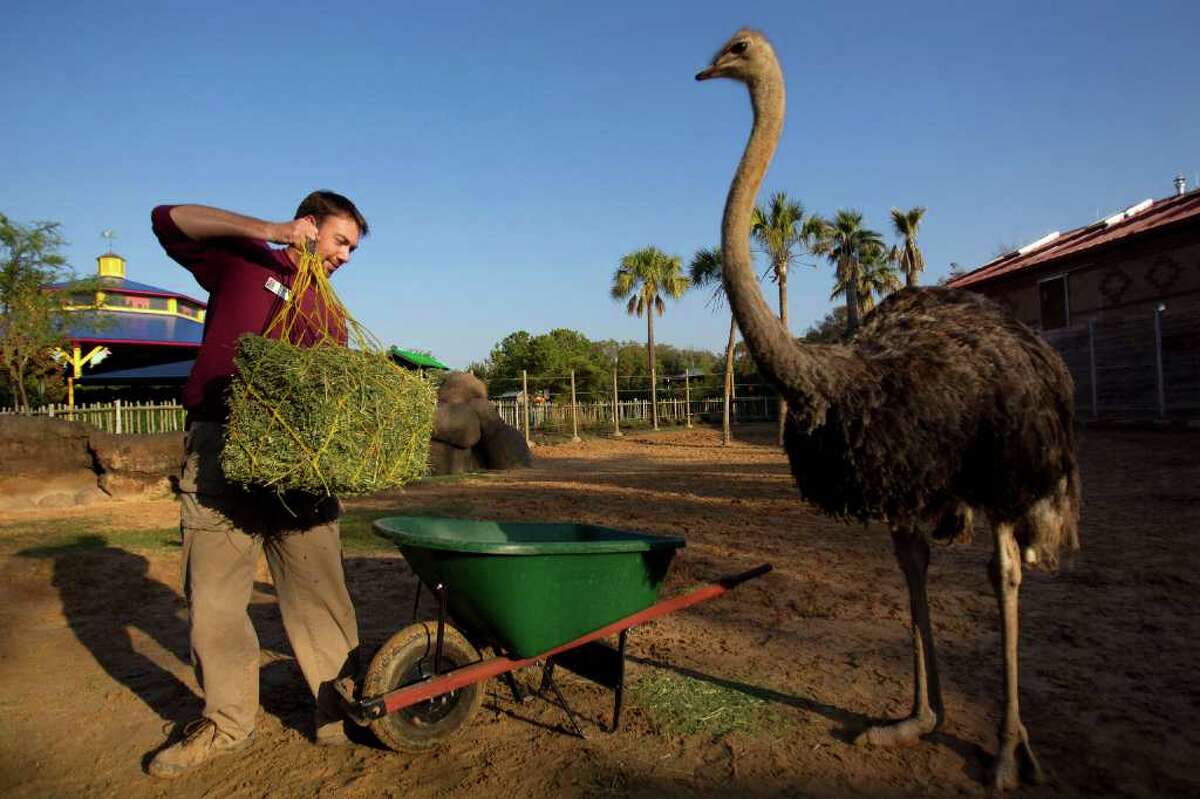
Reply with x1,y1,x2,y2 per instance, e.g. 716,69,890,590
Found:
1,423,1198,798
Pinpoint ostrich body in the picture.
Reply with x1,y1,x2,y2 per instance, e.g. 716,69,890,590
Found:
696,30,1081,791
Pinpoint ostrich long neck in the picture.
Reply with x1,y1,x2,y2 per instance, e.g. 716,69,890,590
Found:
720,65,861,418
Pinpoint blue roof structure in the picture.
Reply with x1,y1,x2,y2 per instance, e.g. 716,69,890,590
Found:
66,311,204,346
51,276,204,303
79,359,195,384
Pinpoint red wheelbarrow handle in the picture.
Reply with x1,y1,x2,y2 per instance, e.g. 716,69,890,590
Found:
351,563,773,722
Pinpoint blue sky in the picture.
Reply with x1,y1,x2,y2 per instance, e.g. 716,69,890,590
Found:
3,0,1197,368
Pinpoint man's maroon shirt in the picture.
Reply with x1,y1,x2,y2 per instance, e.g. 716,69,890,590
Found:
152,205,346,419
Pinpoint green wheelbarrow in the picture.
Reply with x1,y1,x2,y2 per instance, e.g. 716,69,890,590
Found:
335,515,771,752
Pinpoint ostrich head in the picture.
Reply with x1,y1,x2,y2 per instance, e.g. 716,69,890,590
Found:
694,28,779,84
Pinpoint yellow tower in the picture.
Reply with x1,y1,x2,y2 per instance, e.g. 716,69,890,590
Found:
97,252,126,279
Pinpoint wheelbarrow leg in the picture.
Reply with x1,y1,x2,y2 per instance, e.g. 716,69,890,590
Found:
611,629,628,733
502,672,530,704
538,660,586,740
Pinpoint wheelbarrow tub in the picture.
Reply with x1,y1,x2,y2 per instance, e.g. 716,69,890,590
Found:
373,516,686,658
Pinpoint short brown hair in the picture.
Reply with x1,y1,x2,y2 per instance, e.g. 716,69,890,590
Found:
294,190,369,236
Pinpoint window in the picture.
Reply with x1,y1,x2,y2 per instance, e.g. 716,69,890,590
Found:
117,294,169,311
1038,276,1069,330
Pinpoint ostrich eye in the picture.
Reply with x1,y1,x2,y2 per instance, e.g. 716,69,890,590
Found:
730,41,748,55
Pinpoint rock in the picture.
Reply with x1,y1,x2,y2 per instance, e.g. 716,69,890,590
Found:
0,474,106,512
432,403,483,450
437,372,488,405
97,472,175,500
0,415,95,476
475,423,532,470
428,440,480,476
88,431,184,477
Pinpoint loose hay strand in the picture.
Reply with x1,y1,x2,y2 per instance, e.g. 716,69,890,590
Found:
221,247,436,496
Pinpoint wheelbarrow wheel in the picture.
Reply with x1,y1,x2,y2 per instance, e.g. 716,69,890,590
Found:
363,621,484,752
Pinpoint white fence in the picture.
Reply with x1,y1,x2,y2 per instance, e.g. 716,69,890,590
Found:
1,394,781,437
493,395,779,434
0,400,187,434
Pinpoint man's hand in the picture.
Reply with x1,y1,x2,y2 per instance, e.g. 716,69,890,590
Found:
268,217,319,252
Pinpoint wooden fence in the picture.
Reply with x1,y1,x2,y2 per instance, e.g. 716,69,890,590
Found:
492,395,778,435
1043,306,1199,420
12,310,1185,438
0,400,187,434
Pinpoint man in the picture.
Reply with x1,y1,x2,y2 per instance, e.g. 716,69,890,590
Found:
147,191,367,778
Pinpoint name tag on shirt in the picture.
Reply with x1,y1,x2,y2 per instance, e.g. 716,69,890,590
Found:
265,277,292,302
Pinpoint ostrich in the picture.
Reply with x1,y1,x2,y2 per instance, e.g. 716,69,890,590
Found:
696,29,1080,791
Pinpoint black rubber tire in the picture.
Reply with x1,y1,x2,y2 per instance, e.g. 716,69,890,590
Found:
363,621,484,753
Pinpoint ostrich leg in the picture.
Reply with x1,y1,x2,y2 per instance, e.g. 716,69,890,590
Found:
989,521,1045,790
856,527,943,746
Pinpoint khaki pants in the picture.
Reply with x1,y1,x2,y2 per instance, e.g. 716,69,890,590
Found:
179,421,359,740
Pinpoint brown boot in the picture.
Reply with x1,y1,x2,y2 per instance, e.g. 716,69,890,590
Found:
313,681,352,746
147,718,253,778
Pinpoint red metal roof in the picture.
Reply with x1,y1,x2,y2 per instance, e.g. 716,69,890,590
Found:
949,189,1200,289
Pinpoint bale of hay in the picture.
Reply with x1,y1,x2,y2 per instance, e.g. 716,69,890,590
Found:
221,335,437,496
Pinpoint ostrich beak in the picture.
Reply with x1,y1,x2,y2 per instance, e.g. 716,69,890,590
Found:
695,65,719,81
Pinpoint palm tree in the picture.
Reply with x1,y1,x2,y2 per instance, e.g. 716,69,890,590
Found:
815,209,883,335
855,242,903,314
611,246,689,430
890,206,927,288
751,191,821,443
689,246,737,446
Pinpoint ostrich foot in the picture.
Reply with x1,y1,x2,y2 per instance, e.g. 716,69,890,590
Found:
991,723,1045,791
854,711,938,747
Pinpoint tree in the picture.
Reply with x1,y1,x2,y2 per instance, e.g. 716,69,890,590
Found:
0,214,82,409
814,209,883,335
802,305,849,343
689,246,738,445
751,191,821,443
611,246,689,430
839,242,902,316
890,206,927,288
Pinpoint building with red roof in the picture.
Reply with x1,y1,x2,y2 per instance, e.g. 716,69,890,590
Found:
947,178,1200,330
948,177,1199,419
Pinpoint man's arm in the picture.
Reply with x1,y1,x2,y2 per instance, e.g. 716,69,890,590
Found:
167,205,318,250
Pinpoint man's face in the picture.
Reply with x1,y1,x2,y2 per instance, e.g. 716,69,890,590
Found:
314,214,361,276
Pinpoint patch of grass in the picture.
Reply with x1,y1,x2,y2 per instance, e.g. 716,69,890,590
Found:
0,516,180,552
629,670,777,738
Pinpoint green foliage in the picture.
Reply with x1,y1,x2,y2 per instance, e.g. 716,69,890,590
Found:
688,246,725,309
890,206,927,287
751,191,819,283
0,214,92,408
471,328,726,402
802,306,850,343
611,246,690,318
813,209,886,333
222,335,437,496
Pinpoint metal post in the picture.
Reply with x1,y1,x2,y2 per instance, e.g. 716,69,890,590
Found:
1088,320,1098,419
434,583,447,675
684,368,692,428
612,363,622,438
522,370,531,446
1154,305,1166,419
570,369,581,443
